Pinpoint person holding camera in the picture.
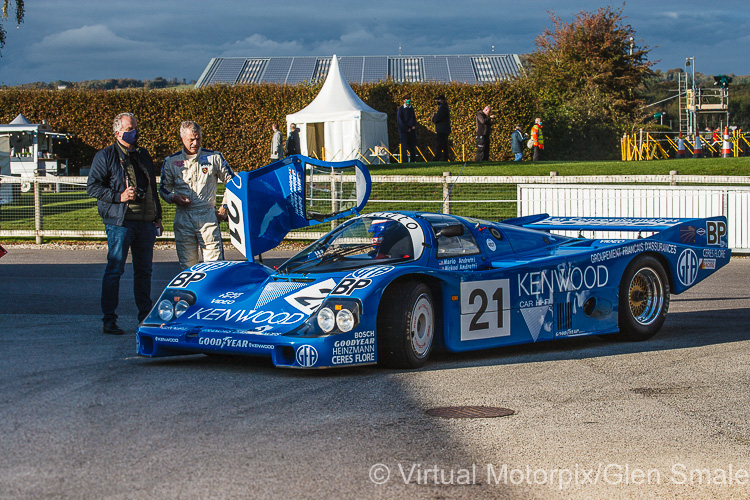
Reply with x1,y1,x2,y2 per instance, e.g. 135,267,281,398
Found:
159,121,235,270
87,112,163,335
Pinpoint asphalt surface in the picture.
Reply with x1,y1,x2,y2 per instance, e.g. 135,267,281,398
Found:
1,247,749,499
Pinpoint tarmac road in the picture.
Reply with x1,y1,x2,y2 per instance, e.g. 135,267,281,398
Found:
1,248,749,499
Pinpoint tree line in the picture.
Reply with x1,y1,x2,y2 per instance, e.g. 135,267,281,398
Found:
8,77,194,90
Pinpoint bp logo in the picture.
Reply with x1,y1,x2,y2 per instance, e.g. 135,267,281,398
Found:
296,345,318,367
677,248,699,286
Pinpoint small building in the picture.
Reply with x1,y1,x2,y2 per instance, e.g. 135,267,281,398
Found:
0,113,71,178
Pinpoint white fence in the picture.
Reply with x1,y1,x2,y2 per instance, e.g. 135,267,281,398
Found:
519,184,750,253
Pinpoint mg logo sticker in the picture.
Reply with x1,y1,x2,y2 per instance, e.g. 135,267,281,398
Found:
677,249,699,286
296,345,318,367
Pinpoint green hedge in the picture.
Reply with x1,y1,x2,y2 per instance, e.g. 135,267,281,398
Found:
0,81,542,172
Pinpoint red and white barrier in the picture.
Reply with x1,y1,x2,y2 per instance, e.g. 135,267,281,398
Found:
722,127,732,158
676,137,686,158
693,134,703,158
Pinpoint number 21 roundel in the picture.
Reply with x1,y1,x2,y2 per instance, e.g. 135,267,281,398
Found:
460,279,510,341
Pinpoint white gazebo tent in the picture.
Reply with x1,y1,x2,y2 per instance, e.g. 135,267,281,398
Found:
286,54,389,163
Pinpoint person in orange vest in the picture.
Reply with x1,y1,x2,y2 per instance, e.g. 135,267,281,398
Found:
531,117,544,161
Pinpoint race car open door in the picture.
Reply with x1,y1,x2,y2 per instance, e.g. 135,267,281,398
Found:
224,155,371,258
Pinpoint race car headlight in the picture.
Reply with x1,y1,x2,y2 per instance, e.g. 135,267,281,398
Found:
143,290,197,326
174,299,190,319
336,308,356,332
158,299,174,321
317,307,336,333
312,298,361,335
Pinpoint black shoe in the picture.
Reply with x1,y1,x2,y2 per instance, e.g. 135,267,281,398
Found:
103,321,125,335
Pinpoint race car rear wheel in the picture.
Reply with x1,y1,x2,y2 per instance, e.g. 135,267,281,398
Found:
616,255,670,341
377,281,435,368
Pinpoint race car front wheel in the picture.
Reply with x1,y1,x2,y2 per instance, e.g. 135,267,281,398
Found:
616,255,670,341
377,281,435,368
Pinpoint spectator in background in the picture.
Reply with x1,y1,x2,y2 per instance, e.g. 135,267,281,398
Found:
270,122,283,161
510,124,527,162
475,105,494,162
431,94,451,161
397,94,418,162
531,117,544,161
286,123,301,156
159,121,235,270
711,127,721,156
87,112,163,335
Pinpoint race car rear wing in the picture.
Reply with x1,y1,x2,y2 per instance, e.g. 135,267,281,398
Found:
224,155,371,258
517,215,689,232
506,214,729,248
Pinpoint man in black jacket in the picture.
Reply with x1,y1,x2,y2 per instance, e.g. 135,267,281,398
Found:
285,123,301,156
87,112,163,335
396,94,418,163
475,106,495,162
431,94,451,161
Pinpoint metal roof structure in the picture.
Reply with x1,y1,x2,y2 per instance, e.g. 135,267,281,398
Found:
195,54,523,87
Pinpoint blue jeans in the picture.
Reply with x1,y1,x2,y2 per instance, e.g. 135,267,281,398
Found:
102,220,156,323
514,153,523,161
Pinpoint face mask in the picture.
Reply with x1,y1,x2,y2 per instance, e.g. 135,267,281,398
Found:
406,100,411,106
121,129,138,145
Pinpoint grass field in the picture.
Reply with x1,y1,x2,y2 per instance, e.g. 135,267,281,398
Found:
368,157,750,176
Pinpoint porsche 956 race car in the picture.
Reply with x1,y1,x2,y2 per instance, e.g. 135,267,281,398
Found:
136,155,731,369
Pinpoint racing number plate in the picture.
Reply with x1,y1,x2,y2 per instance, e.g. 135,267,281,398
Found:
460,279,510,341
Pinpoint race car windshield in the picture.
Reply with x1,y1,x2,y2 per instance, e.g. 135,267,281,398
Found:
279,217,415,274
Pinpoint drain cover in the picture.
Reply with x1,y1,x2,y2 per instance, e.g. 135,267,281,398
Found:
426,406,515,419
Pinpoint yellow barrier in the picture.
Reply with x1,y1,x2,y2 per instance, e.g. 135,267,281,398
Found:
619,130,750,160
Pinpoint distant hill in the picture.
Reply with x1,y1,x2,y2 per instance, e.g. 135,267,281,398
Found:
6,77,196,90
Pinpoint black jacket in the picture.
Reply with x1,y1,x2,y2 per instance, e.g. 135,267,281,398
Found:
431,103,451,134
86,143,162,226
286,130,300,155
397,105,417,133
476,111,492,136
511,129,526,154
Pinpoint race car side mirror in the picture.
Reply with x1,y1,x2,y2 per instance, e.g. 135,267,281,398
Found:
437,224,465,238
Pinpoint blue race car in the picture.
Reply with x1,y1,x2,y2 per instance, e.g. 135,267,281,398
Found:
136,156,731,369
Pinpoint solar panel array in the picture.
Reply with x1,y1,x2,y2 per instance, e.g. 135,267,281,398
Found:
261,58,293,84
209,58,248,84
422,56,450,82
312,58,331,82
338,57,365,84
362,56,389,83
195,55,522,87
446,56,477,84
237,59,267,84
286,58,318,84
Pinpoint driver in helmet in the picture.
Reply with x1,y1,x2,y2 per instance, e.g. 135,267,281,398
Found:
368,219,412,260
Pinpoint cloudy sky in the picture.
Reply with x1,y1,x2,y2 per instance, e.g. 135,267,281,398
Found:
0,0,748,85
